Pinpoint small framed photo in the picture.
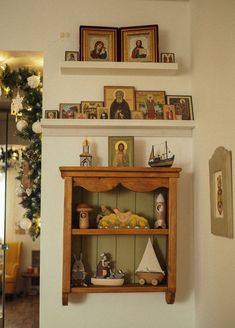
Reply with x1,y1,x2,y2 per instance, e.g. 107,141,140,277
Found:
44,110,58,119
209,147,233,238
76,113,87,119
59,103,81,119
65,51,79,61
163,105,176,120
97,107,110,119
108,136,134,167
131,111,144,120
135,91,166,119
80,26,118,61
81,101,104,119
104,86,135,119
120,25,159,62
166,95,194,120
161,53,175,63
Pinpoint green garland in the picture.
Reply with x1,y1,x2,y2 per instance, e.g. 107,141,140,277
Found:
0,64,42,240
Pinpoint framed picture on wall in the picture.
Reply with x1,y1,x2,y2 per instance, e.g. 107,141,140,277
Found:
59,103,81,118
161,53,175,63
108,136,134,167
120,25,159,62
80,25,118,61
166,95,194,120
65,51,79,61
44,110,59,119
209,146,233,238
104,86,135,119
135,90,166,119
81,101,104,119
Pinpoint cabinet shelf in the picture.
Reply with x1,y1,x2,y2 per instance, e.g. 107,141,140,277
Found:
72,228,169,235
60,61,178,76
71,284,168,293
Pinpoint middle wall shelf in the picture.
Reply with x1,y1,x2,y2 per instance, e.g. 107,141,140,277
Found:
41,119,195,137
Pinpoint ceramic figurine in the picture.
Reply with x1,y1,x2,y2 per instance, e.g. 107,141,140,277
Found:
96,253,110,278
80,138,92,167
96,205,114,224
91,253,124,286
154,193,166,229
76,203,93,229
71,253,87,287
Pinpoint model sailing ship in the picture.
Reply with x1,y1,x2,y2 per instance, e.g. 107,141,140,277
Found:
148,141,175,167
136,238,164,286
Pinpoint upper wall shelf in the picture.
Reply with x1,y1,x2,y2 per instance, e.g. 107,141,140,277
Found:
60,61,178,76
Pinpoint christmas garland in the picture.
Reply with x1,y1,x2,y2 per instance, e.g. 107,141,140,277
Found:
0,64,42,240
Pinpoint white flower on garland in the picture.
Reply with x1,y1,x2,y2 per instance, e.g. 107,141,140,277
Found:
11,92,23,115
27,74,40,89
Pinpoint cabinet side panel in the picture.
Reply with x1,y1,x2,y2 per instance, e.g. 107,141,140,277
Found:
116,236,135,283
63,177,72,293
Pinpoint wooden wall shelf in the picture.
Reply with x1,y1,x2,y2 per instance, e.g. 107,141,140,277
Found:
41,119,195,137
60,61,178,76
60,166,181,305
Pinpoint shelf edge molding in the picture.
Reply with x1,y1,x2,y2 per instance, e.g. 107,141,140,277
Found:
41,119,195,137
60,61,178,76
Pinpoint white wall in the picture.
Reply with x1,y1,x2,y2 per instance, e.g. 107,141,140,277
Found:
1,1,194,327
191,0,235,327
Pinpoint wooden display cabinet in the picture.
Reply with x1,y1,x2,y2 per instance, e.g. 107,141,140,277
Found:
60,166,181,305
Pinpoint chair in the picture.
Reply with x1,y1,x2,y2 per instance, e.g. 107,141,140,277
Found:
5,241,22,295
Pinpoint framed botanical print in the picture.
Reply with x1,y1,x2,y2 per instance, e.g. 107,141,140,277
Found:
135,90,166,119
166,95,194,120
209,147,233,238
108,136,134,167
120,25,159,62
80,26,118,61
104,86,135,119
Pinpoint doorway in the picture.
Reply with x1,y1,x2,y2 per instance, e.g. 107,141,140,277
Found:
0,51,42,328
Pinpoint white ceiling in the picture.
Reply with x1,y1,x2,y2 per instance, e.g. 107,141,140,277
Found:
0,51,43,70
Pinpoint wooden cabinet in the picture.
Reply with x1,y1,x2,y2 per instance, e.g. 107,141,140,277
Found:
60,166,181,305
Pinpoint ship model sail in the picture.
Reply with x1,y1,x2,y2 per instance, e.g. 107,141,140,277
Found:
148,141,174,167
136,238,164,286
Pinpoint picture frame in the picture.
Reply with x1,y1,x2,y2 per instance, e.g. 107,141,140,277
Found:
163,105,176,120
65,51,79,61
161,53,175,63
104,86,135,119
59,103,81,119
97,107,110,119
80,25,118,61
135,90,166,119
81,101,104,119
209,147,233,238
166,95,194,120
108,136,134,167
44,110,58,119
131,111,144,120
120,25,159,62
